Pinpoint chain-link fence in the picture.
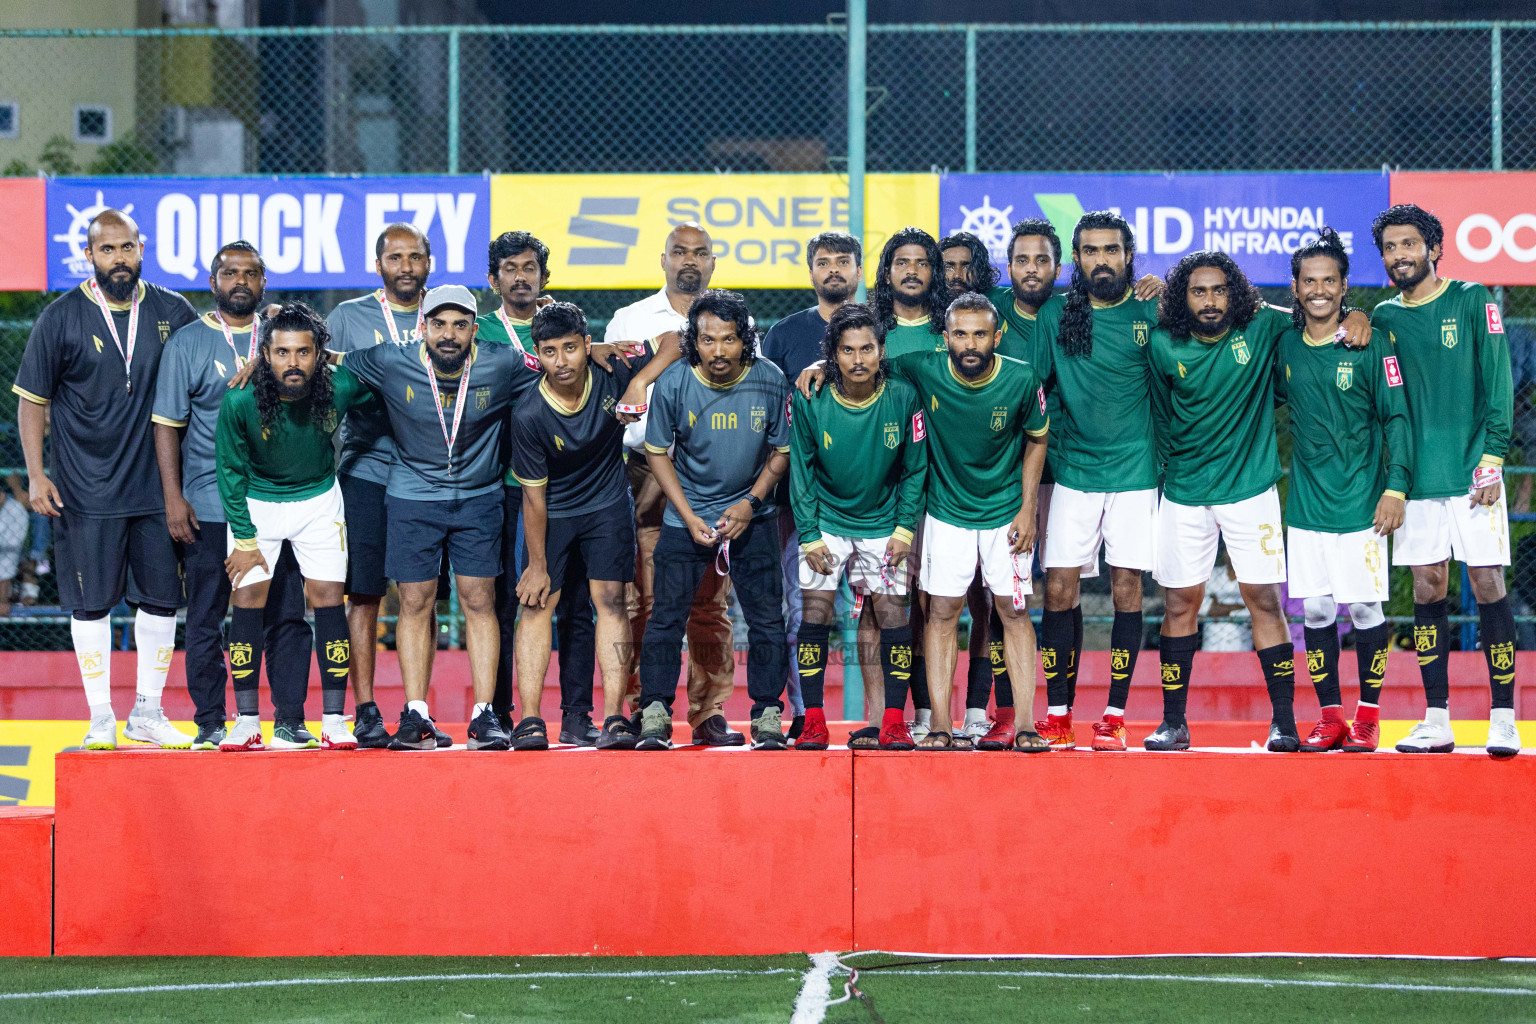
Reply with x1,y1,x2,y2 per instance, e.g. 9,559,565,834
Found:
1,20,1534,653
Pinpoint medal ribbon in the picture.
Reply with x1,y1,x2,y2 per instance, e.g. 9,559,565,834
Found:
87,279,140,392
215,312,259,366
377,291,424,345
425,347,473,477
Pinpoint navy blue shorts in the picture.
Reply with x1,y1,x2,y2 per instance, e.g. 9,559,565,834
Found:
384,491,503,582
344,474,452,597
543,498,636,590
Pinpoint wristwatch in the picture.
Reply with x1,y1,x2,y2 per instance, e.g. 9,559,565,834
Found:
745,494,763,512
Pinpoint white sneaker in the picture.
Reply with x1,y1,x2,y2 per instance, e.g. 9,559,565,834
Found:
912,708,932,743
960,708,991,742
1395,718,1456,753
81,712,117,750
1487,711,1521,760
124,708,194,749
219,715,266,751
321,714,357,750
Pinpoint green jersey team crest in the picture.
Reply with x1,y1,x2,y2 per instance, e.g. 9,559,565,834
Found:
1133,322,1150,347
883,422,899,448
1231,337,1250,365
1336,363,1353,391
1441,320,1458,349
990,406,1008,431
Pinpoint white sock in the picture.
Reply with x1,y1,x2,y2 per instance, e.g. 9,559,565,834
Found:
473,702,491,718
1104,705,1124,717
1426,706,1451,728
408,699,430,719
914,708,932,728
962,707,988,729
71,616,113,709
1491,707,1515,725
135,609,177,700
1048,704,1068,717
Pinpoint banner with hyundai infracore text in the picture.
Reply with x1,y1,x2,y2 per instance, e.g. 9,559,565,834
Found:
46,176,492,291
490,174,938,289
940,173,1390,286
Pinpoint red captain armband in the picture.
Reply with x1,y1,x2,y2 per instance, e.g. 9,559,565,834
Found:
1383,355,1403,387
785,394,792,426
523,351,542,371
616,402,648,416
1487,304,1505,334
912,410,926,441
1472,465,1503,491
1037,386,1047,415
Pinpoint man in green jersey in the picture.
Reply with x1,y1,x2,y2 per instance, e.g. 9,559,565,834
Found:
217,303,371,751
1147,251,1371,752
789,303,927,750
1034,211,1161,753
478,230,601,746
1370,204,1519,758
1278,229,1411,753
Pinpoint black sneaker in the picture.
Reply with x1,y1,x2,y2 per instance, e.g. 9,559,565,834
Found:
389,709,437,750
353,702,392,749
191,722,226,750
1143,719,1191,751
559,710,600,747
596,715,639,750
432,720,454,748
510,716,549,751
467,706,511,751
787,714,805,741
495,709,515,737
1266,720,1301,753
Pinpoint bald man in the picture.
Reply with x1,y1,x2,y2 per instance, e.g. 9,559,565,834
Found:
601,223,742,745
14,210,199,749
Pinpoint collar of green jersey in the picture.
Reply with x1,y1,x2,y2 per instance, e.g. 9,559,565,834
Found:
947,354,1002,389
1399,277,1451,308
832,380,885,410
1090,287,1133,310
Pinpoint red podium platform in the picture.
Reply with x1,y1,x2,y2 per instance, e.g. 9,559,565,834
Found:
0,807,53,956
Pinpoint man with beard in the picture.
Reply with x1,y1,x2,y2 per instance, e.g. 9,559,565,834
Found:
1031,212,1160,752
1145,252,1370,752
478,231,599,746
1279,228,1410,754
939,231,998,300
604,223,739,746
14,209,197,750
337,285,541,750
872,227,950,359
153,241,314,749
636,290,792,750
761,230,863,740
326,223,451,748
1370,204,1518,758
217,303,370,751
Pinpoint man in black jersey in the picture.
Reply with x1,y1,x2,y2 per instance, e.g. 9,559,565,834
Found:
511,302,680,749
14,209,198,750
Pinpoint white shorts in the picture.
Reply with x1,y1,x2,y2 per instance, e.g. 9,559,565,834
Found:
920,516,1030,599
1154,487,1286,588
1043,484,1157,573
228,482,348,589
1286,526,1389,603
1392,494,1511,568
799,533,911,596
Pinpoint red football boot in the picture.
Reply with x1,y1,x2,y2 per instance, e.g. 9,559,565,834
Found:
795,708,829,750
1091,714,1128,752
978,707,1016,750
1034,712,1075,750
1342,704,1380,753
879,708,915,750
1301,706,1349,751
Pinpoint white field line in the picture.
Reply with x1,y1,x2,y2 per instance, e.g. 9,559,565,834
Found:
870,968,1536,997
790,952,842,1023
0,968,795,1001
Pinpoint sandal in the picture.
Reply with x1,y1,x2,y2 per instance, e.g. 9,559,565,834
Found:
510,717,549,751
848,726,880,750
1012,729,1051,753
952,733,975,751
918,730,960,750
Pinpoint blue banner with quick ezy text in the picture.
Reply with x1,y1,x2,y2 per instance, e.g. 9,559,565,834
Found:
940,172,1390,286
46,176,491,291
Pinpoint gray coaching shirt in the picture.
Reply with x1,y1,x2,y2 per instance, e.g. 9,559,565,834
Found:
643,359,791,529
341,340,539,501
327,290,422,486
151,313,255,525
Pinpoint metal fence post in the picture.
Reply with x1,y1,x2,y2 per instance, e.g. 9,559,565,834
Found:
847,0,866,303
1491,23,1503,171
447,27,461,174
965,25,977,172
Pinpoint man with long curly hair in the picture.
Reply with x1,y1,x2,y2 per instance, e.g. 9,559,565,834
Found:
216,302,373,751
872,227,950,359
939,231,998,301
1145,251,1370,752
1370,204,1518,758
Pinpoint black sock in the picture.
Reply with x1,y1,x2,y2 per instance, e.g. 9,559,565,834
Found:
1303,625,1341,708
796,622,830,710
1414,599,1451,710
1039,608,1074,710
1479,596,1517,710
1159,633,1198,725
1354,622,1390,706
989,607,1013,707
881,626,914,713
1108,611,1142,712
314,604,350,716
1258,642,1297,729
965,639,992,710
229,606,264,717
1066,605,1084,708
909,652,930,711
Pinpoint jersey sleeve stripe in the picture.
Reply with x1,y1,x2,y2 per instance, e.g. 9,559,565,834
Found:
774,445,791,454
511,473,548,488
11,385,48,406
891,526,914,544
1025,418,1050,438
151,414,189,428
643,443,670,455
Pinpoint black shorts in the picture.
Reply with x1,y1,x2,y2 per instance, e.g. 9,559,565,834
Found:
341,473,451,599
544,499,636,590
385,491,503,583
54,510,183,613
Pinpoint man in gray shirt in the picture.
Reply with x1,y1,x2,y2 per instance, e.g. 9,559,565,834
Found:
152,240,312,749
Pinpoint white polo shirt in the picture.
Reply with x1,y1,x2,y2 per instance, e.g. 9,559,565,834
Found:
605,288,687,450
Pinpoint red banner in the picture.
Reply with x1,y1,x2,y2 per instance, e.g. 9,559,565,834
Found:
0,178,45,291
1390,171,1536,286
